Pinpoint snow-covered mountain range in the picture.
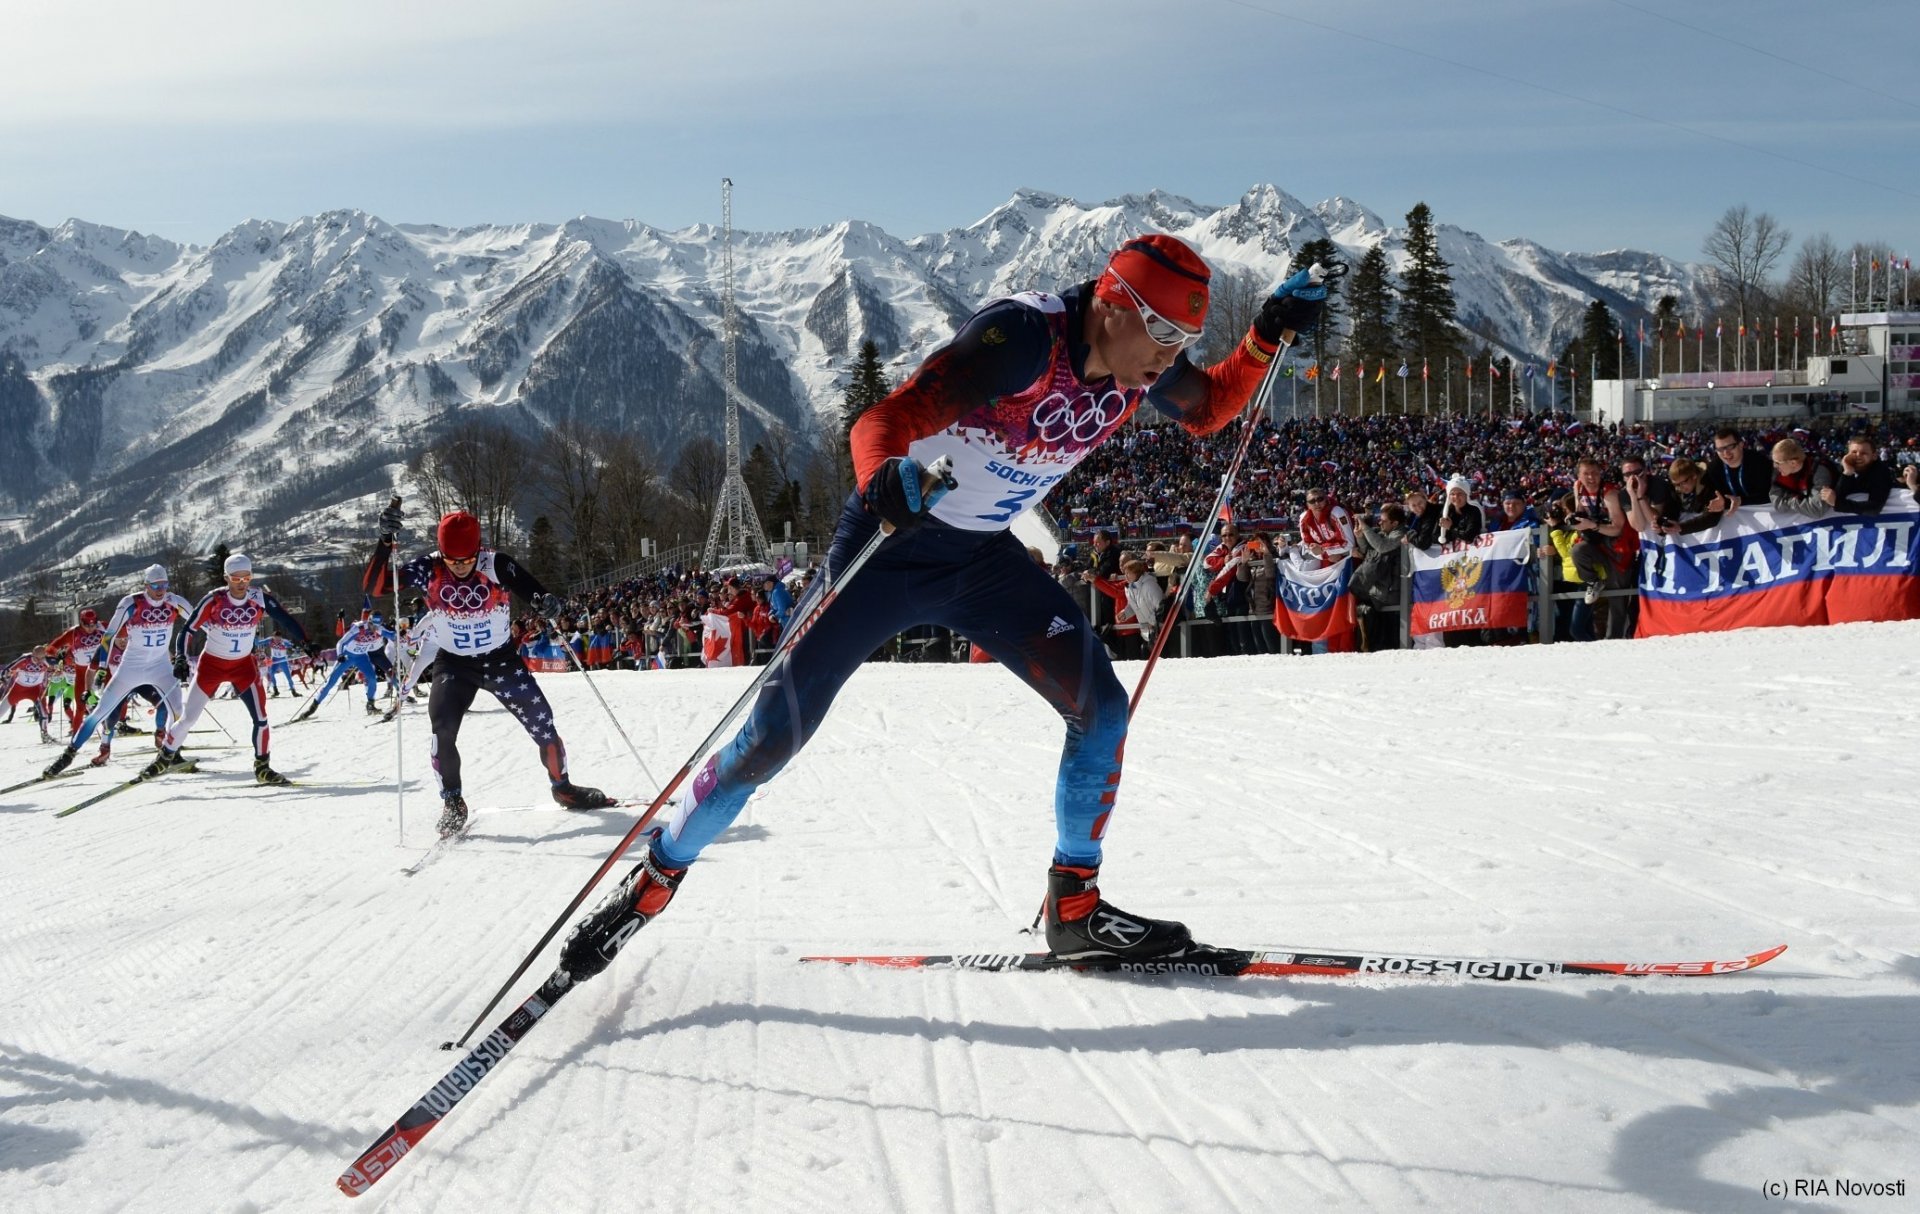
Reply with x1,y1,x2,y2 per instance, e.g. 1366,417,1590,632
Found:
0,185,1709,587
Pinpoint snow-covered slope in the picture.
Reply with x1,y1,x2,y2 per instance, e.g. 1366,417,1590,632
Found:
0,188,1711,586
1,623,1914,1212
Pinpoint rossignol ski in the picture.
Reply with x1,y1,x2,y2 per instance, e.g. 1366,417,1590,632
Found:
801,942,1788,981
336,967,576,1197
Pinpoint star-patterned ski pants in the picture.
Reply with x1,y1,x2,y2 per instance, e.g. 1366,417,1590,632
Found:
426,648,568,797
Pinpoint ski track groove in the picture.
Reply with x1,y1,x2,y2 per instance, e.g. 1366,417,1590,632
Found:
1042,978,1249,1214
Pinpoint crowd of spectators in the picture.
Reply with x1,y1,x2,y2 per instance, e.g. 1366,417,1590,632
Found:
504,413,1920,670
511,564,807,670
1050,412,1920,542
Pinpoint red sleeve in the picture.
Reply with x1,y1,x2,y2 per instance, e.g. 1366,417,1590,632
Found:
849,299,1051,491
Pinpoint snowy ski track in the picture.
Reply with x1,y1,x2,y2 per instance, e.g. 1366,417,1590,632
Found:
3,622,1917,1212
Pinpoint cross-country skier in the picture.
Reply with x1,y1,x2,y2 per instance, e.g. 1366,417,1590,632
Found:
139,554,310,785
362,506,615,836
288,609,390,720
1,647,56,742
262,634,298,696
559,234,1326,980
40,560,196,776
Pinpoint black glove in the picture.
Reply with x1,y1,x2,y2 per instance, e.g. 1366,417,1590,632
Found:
861,457,953,532
1253,267,1331,345
171,656,190,682
534,593,565,620
377,498,403,544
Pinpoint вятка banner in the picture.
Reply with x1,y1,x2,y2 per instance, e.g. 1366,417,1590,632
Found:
1273,555,1356,643
1636,489,1920,636
1408,529,1533,636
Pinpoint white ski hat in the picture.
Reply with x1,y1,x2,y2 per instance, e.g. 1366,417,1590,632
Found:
223,553,252,576
1446,474,1472,496
143,563,168,583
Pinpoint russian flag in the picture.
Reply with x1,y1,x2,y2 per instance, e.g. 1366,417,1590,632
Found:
1408,530,1532,636
1636,493,1920,636
1273,557,1357,644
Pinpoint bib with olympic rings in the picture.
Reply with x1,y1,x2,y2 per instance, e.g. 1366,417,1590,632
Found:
909,292,1141,531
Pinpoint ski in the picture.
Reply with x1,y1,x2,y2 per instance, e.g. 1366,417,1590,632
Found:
400,798,647,875
401,826,472,876
1,769,85,796
53,760,200,818
337,967,576,1197
801,942,1788,982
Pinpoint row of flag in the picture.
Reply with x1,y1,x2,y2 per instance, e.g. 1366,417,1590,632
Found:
1286,312,1865,383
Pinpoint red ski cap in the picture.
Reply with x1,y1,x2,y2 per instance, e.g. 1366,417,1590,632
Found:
438,511,482,560
1093,234,1211,329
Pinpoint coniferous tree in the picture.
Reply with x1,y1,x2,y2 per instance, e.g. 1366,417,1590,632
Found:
204,543,231,588
841,340,892,440
1396,202,1464,373
1342,246,1398,409
1287,238,1346,371
1581,300,1623,380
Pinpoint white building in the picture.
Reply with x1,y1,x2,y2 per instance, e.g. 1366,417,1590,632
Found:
1597,311,1920,426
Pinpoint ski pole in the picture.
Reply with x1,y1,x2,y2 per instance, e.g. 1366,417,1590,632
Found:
536,612,662,797
447,456,955,1049
1126,266,1334,718
388,495,405,847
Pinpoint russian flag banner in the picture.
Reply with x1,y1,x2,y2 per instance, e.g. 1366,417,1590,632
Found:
1636,491,1920,637
1273,555,1357,643
1408,529,1533,635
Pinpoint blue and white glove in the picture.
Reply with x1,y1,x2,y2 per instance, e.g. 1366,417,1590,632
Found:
862,457,954,532
1253,267,1330,344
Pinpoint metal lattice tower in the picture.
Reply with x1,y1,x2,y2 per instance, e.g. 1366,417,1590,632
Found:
702,177,771,568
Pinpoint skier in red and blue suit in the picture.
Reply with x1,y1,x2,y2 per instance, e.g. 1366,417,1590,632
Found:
560,235,1327,980
143,553,310,785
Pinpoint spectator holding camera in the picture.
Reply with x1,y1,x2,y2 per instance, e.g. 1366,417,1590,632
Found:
1568,457,1633,638
1353,504,1408,650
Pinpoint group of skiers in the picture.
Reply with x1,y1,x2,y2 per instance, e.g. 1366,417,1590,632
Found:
15,234,1326,983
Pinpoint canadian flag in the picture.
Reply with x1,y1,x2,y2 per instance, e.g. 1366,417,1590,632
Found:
700,611,734,668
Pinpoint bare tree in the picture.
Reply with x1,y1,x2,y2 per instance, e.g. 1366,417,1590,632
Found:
669,435,728,533
1703,204,1791,325
408,416,527,550
533,417,608,583
1197,265,1265,367
1782,233,1844,318
600,431,664,567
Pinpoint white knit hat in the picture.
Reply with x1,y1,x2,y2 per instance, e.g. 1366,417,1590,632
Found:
223,553,252,576
143,563,168,583
1445,474,1472,495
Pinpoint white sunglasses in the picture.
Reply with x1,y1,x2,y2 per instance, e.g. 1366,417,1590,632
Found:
1108,269,1204,349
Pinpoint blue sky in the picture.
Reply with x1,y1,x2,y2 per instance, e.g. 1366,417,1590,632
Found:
4,0,1916,264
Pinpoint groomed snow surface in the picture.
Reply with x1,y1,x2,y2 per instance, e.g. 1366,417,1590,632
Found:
4,623,1918,1213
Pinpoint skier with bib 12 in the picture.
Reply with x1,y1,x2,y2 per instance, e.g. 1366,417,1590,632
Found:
558,234,1326,980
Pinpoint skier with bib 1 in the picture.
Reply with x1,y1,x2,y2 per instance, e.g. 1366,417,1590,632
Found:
362,506,616,836
559,234,1326,980
140,554,311,784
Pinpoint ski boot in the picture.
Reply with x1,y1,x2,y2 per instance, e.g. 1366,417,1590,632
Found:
365,700,381,715
1042,864,1193,961
558,851,687,982
254,757,290,786
43,745,79,779
551,781,617,810
288,699,319,725
435,793,469,838
89,744,112,768
138,747,192,780
118,723,148,736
